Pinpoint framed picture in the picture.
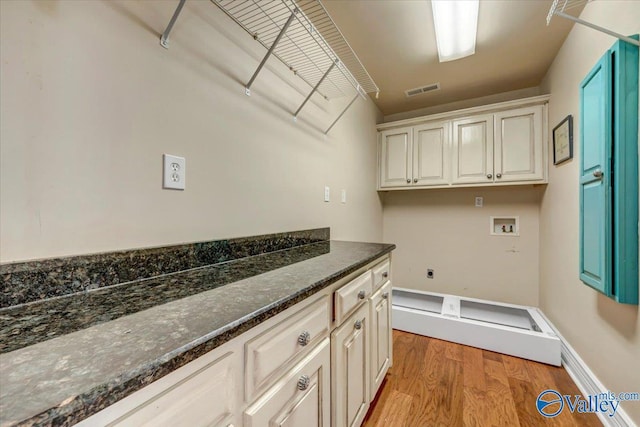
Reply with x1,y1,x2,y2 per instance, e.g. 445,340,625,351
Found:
553,115,573,165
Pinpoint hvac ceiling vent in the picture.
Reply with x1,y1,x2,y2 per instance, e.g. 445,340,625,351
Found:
405,83,441,98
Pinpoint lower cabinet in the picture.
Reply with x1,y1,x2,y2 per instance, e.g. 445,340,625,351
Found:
244,338,331,427
369,281,392,401
76,342,243,427
331,303,370,427
78,256,392,427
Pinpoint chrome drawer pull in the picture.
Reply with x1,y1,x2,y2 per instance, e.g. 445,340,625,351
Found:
593,170,603,178
382,292,389,299
357,290,366,300
354,320,362,330
297,375,310,391
298,331,311,346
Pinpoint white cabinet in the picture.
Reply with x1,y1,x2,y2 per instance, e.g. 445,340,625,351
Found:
494,105,544,182
334,271,372,325
379,122,450,188
78,256,392,427
369,281,392,401
452,105,544,185
377,95,549,190
379,127,412,188
244,338,331,427
76,341,243,427
331,303,370,427
244,296,331,401
413,121,450,186
451,114,494,184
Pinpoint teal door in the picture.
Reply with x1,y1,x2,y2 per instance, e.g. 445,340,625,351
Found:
579,54,612,294
610,37,639,304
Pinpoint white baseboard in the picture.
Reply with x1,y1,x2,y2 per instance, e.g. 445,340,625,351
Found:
537,310,637,427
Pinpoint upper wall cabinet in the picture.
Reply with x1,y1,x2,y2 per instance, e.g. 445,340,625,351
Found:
377,96,549,191
379,122,450,189
494,106,544,183
451,114,494,184
379,127,412,188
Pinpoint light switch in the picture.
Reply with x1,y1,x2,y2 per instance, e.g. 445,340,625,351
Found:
324,186,330,202
341,189,347,204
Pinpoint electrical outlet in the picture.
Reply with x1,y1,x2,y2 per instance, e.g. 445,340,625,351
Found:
427,269,434,279
163,154,186,190
324,186,330,202
475,196,483,207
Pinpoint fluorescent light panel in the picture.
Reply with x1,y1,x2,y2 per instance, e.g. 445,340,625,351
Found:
431,0,479,62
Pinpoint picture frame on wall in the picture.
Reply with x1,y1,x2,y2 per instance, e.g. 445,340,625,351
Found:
553,115,573,165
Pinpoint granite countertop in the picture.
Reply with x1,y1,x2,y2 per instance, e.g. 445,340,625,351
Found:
0,240,395,426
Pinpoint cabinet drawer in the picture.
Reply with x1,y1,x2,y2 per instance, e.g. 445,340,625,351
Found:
244,338,331,427
371,259,390,291
245,295,331,401
334,271,372,325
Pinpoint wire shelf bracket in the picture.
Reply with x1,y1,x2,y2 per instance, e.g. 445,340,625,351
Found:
159,0,380,134
245,8,298,96
547,0,640,47
160,0,186,49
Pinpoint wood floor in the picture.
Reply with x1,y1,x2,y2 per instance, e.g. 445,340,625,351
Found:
363,330,602,427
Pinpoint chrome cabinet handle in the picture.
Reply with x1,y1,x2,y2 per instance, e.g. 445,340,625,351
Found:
382,292,389,299
593,170,603,178
354,320,362,330
413,178,418,183
382,272,388,278
487,173,493,179
298,331,311,346
406,179,411,183
496,173,502,178
357,290,366,299
297,375,310,391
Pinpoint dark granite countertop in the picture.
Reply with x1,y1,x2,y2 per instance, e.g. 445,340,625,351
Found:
0,240,394,426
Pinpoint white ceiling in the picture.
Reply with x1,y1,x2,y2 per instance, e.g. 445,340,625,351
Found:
321,0,582,115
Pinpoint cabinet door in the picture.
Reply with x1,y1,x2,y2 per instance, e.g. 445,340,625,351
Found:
413,121,450,186
244,338,330,427
579,53,612,295
331,304,370,427
78,347,242,427
451,115,494,184
610,37,639,304
494,106,544,182
379,127,412,188
369,281,392,401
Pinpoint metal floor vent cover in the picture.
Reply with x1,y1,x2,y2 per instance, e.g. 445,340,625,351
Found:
405,83,440,97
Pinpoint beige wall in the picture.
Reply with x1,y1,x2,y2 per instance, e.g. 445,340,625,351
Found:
383,186,542,306
539,1,640,423
0,0,383,263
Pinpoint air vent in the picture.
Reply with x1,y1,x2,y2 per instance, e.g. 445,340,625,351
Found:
404,83,441,98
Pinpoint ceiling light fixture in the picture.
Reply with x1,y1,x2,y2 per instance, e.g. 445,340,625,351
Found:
431,0,479,62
